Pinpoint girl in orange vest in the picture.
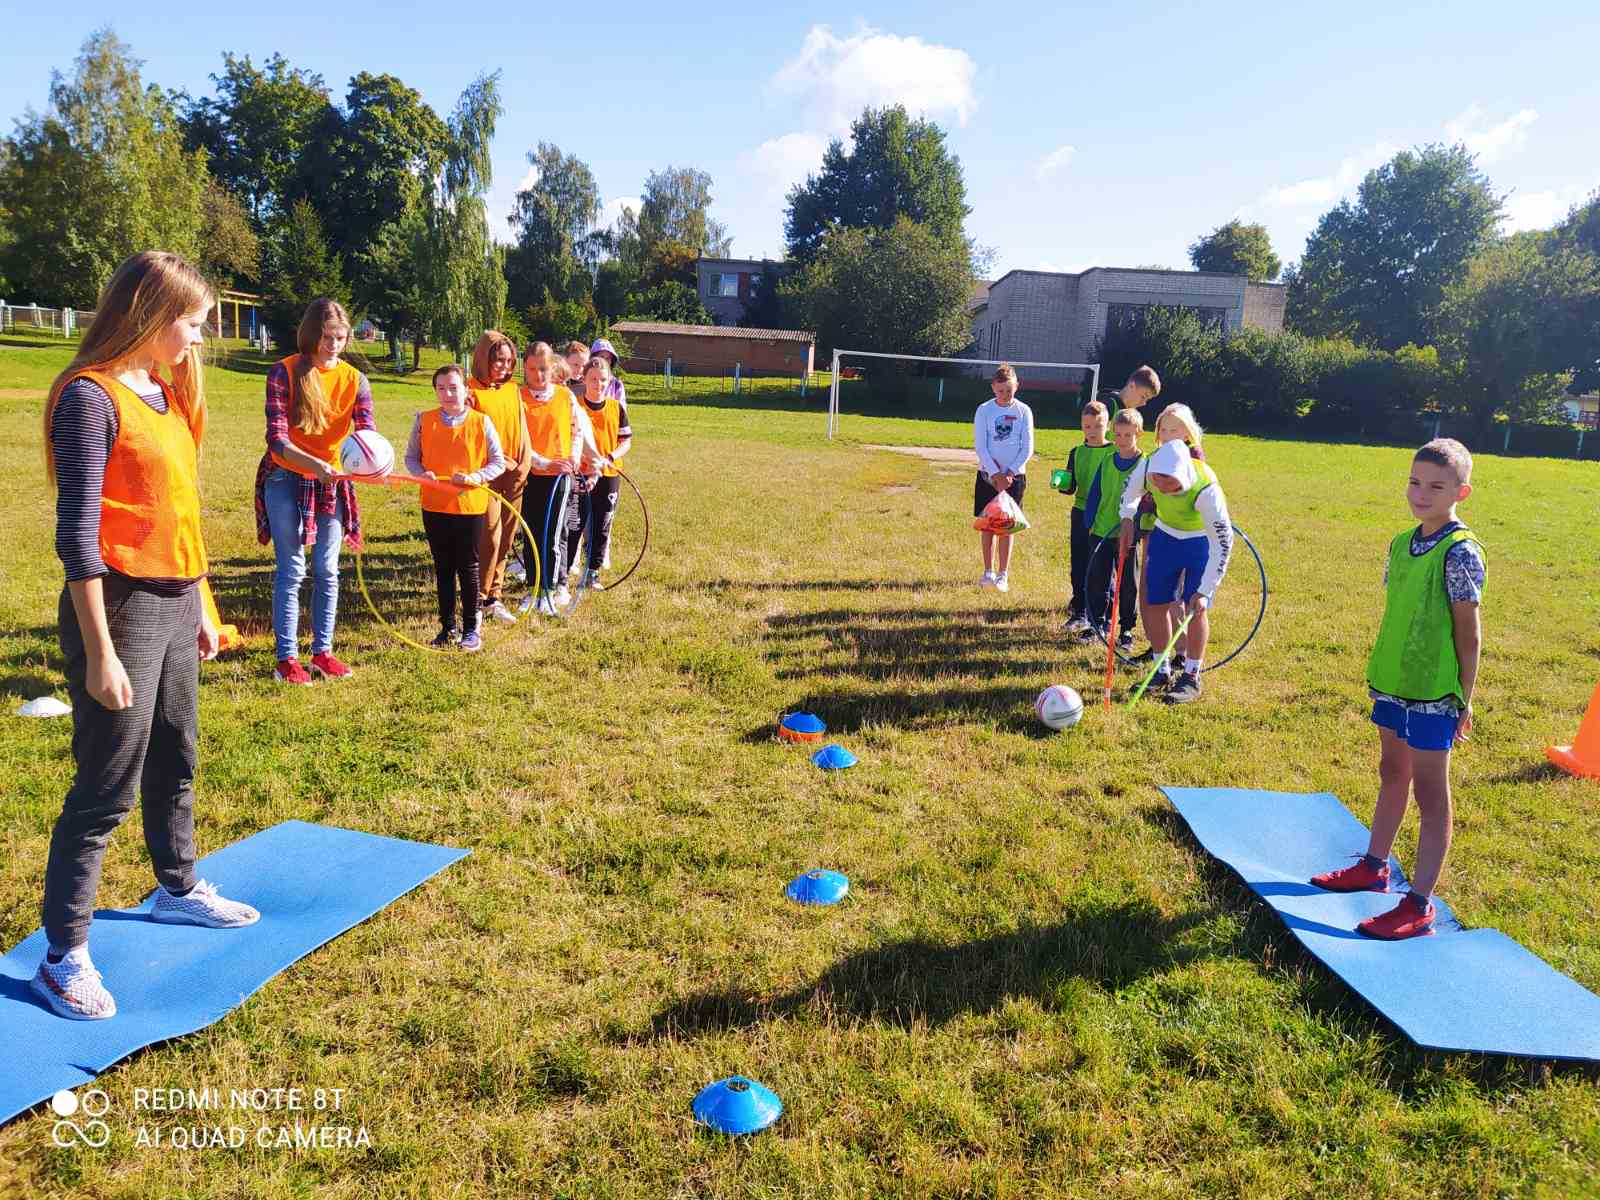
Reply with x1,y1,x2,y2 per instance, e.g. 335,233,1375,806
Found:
35,251,259,1022
465,331,533,624
571,353,632,591
403,364,509,650
254,299,375,686
518,341,596,616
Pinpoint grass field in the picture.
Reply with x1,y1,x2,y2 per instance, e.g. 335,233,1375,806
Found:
1,334,1598,1198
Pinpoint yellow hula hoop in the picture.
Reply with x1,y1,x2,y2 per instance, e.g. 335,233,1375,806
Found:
351,473,543,654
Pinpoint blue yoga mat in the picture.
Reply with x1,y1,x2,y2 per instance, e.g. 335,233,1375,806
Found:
0,820,468,1125
1162,788,1600,1062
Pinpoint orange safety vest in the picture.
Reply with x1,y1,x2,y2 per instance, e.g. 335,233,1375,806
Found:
417,409,490,515
269,354,363,476
585,394,623,477
75,369,208,581
522,385,574,460
469,377,525,461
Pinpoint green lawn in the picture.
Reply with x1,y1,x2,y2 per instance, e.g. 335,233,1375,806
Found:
1,337,1598,1198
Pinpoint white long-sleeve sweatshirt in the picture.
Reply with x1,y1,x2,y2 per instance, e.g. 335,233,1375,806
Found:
973,399,1035,476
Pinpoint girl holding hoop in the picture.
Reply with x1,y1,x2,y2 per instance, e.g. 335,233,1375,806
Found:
254,299,374,685
571,353,631,591
35,251,258,1021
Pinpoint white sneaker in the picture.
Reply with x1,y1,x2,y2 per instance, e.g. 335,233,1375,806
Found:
506,559,526,583
32,946,116,1020
553,584,573,609
535,593,558,617
994,573,1010,593
579,569,604,592
978,571,997,588
485,600,517,624
150,879,260,928
1064,615,1092,634
517,593,535,615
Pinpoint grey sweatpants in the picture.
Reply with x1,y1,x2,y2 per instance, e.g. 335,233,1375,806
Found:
42,576,200,950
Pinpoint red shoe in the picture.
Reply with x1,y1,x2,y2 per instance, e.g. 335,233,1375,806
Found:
274,657,314,686
1311,857,1390,893
309,652,353,680
1358,896,1436,940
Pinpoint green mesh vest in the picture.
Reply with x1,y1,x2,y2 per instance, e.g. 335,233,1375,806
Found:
1151,461,1218,531
1365,526,1480,704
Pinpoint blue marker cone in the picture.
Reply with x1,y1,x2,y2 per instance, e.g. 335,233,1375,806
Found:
811,743,857,770
778,711,827,744
786,869,849,906
692,1076,783,1134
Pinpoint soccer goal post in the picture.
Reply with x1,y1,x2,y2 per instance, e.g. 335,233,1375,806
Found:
826,349,1100,439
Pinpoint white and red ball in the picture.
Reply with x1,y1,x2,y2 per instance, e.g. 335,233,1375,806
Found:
339,430,395,480
1034,685,1084,731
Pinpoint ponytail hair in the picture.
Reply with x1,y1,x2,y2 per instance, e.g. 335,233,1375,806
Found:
290,298,352,436
45,251,213,484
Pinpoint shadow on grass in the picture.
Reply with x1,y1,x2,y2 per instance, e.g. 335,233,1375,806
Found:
707,578,956,595
208,550,446,638
638,894,1213,1040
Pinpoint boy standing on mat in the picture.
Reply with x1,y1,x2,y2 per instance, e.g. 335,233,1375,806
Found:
1056,400,1115,635
1311,439,1483,940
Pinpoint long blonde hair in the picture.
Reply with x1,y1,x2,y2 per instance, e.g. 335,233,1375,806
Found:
290,298,352,435
470,330,517,389
1156,402,1204,449
45,251,213,484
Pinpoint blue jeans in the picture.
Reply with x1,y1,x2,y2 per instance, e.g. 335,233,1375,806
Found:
264,468,345,661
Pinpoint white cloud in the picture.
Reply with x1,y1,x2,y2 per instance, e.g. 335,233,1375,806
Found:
769,23,978,133
1445,104,1538,165
1503,181,1596,233
1035,145,1076,181
1254,142,1398,215
597,195,641,231
744,132,829,204
512,162,540,196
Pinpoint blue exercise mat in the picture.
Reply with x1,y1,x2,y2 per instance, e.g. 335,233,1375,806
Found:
1162,788,1600,1062
0,820,468,1125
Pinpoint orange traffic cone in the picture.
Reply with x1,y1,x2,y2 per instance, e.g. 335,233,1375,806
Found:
1547,679,1600,779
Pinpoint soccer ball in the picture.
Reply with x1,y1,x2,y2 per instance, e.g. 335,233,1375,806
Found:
1034,685,1084,731
339,430,395,480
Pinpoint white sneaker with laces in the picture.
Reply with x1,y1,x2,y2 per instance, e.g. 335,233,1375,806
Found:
517,593,535,615
978,571,997,589
554,584,573,609
1065,615,1092,634
32,946,116,1020
535,593,558,617
485,600,517,624
994,572,1010,593
150,879,260,928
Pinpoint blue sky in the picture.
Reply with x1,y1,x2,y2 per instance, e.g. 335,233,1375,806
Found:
5,1,1597,280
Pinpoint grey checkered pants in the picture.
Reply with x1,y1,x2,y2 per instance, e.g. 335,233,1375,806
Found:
42,576,200,950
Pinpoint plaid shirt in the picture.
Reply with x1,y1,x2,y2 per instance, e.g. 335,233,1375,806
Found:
253,360,374,549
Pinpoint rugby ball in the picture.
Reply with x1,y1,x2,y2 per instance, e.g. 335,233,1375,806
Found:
339,430,395,480
1034,685,1084,731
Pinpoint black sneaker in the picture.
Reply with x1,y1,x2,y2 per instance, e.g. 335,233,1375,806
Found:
1164,671,1202,704
1117,631,1136,652
430,626,457,648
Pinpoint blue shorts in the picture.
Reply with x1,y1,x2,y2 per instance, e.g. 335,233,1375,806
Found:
1143,526,1209,605
1371,699,1459,751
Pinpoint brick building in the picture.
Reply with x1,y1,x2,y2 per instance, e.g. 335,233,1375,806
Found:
970,267,1287,382
612,320,815,377
695,257,775,325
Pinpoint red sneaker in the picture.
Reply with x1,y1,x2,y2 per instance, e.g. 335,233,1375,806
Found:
309,652,353,680
1311,857,1390,893
274,657,314,686
1358,896,1436,940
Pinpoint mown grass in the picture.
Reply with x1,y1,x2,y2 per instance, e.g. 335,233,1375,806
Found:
1,336,1598,1197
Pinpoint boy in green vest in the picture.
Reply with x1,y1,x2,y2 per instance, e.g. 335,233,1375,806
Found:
1056,400,1116,633
1311,438,1484,940
1082,407,1151,648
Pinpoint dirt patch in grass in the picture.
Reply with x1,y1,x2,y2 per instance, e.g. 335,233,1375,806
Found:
864,443,978,465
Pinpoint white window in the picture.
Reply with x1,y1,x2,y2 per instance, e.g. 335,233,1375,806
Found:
714,273,740,298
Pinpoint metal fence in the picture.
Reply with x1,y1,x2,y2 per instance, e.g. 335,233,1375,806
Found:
0,301,94,337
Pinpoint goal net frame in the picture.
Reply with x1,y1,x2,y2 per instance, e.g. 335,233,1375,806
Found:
826,349,1101,438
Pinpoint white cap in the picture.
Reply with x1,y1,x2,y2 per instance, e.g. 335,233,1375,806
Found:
1148,440,1195,490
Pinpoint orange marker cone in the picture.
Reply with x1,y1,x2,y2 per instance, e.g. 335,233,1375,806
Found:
1547,679,1600,779
200,577,241,654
